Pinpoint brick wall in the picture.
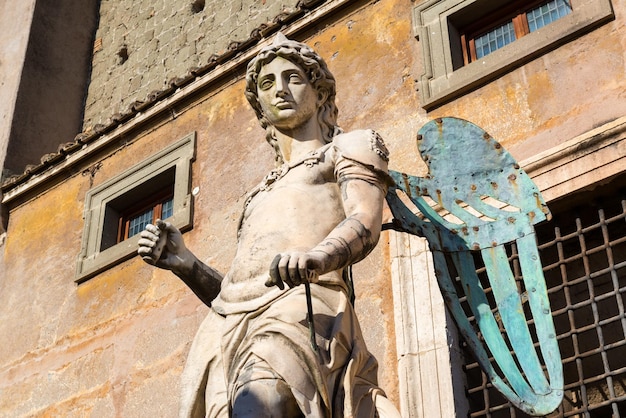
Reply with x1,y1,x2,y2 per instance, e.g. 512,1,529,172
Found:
84,0,299,130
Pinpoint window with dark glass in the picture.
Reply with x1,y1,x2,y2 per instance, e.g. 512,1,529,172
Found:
117,190,174,242
461,0,573,64
99,167,176,251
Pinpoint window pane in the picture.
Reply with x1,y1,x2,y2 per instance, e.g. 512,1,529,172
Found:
474,20,516,59
161,197,174,219
128,208,154,238
527,0,572,32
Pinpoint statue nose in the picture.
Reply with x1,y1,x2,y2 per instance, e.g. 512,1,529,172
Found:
275,77,289,97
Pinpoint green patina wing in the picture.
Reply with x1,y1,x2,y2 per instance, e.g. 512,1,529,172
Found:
386,117,563,415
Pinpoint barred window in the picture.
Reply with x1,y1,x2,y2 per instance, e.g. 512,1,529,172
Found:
460,177,626,417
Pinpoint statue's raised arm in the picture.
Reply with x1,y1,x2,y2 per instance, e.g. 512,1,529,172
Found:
137,220,222,307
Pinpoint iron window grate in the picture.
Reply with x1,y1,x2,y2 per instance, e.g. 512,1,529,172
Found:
459,184,626,418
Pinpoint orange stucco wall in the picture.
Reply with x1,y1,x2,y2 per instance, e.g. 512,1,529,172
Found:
1,0,624,416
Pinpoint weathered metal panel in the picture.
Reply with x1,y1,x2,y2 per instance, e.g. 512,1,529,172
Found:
386,117,563,415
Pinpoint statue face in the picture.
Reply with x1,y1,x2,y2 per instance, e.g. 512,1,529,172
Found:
256,57,320,130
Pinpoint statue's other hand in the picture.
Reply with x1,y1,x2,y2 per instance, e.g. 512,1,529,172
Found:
266,251,325,290
138,220,189,271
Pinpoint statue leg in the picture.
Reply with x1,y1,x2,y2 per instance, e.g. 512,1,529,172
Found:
231,354,303,418
232,378,302,417
180,309,228,418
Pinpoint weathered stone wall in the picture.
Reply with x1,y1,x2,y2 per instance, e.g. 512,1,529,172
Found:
84,0,301,130
1,0,625,416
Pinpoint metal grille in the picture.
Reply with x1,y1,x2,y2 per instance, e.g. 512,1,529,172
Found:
461,183,626,417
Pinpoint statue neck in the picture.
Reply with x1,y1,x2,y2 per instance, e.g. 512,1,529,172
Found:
274,119,326,164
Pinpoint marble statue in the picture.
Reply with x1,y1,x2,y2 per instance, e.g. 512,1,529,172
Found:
138,33,400,418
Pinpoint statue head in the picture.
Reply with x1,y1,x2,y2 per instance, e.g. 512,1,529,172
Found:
245,33,341,165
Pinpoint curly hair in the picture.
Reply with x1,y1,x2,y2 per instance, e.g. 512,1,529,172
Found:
245,34,341,165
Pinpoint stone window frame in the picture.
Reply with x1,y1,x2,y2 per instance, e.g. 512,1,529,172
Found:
76,132,195,283
413,0,615,110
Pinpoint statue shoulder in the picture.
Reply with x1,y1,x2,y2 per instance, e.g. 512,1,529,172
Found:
332,129,389,171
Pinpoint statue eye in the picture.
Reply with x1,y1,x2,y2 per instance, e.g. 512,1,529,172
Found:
259,78,273,90
289,73,305,84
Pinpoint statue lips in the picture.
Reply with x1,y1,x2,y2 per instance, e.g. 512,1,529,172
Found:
273,100,294,110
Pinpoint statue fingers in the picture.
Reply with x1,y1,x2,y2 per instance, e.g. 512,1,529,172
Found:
137,242,152,256
139,228,159,243
144,223,160,235
288,255,303,287
298,260,309,285
267,254,285,290
267,253,308,289
306,269,319,284
156,219,176,234
138,236,159,262
277,254,294,288
298,256,318,284
138,235,156,248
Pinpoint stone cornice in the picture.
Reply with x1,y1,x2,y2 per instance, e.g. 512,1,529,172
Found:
521,115,626,203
